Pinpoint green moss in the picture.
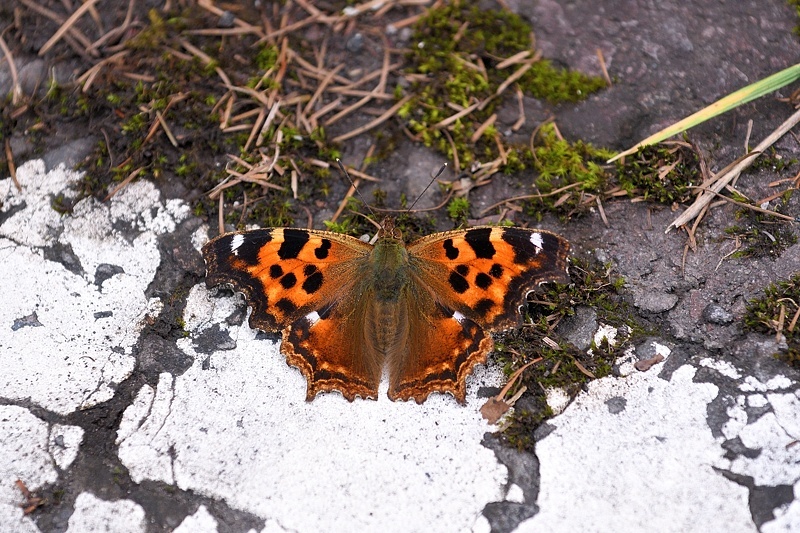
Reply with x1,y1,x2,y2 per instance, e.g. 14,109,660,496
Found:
617,143,701,204
446,197,470,225
724,198,797,259
404,2,606,173
790,0,800,36
496,256,647,450
743,273,800,367
747,147,798,173
521,123,614,218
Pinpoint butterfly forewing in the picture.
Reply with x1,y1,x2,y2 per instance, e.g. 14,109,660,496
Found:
406,226,570,330
202,228,372,332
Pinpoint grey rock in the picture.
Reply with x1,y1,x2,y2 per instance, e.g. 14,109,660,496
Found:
635,291,679,313
702,303,734,325
557,306,598,351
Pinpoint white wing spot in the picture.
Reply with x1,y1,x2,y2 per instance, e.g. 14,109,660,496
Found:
529,232,544,254
305,311,321,325
230,234,245,255
453,311,466,323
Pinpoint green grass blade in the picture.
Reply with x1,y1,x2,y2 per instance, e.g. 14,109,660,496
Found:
608,63,800,162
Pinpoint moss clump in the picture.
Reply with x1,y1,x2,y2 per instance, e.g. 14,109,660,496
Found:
495,256,643,450
724,195,797,260
617,143,701,204
743,273,800,367
404,2,605,171
523,123,615,218
446,197,470,225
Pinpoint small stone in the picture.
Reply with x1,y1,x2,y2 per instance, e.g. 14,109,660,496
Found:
218,11,235,28
346,33,364,53
702,303,733,325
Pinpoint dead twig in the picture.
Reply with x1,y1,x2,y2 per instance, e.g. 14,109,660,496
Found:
0,33,22,105
331,95,412,143
5,138,20,191
38,0,102,57
668,107,800,231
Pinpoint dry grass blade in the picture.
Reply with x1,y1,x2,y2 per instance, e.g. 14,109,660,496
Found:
104,167,143,202
432,102,479,130
668,106,800,231
0,34,21,105
77,50,129,92
478,182,582,215
38,0,101,56
5,138,20,191
687,186,798,222
331,95,412,143
480,357,543,423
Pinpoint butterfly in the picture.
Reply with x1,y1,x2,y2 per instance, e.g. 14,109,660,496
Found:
202,217,569,404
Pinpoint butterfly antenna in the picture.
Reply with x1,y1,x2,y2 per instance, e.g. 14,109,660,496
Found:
336,159,378,220
406,163,447,213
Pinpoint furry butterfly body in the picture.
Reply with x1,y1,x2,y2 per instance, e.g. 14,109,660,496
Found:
202,218,569,403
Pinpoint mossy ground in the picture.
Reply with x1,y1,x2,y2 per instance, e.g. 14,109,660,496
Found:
492,257,646,451
743,273,800,368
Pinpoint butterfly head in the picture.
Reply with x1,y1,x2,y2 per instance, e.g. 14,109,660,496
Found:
376,216,402,241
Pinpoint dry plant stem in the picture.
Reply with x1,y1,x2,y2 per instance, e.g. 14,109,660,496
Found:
0,34,21,105
688,186,798,222
4,139,20,191
88,0,135,52
217,193,224,236
668,106,800,231
331,95,412,143
493,357,543,402
39,0,101,56
596,48,611,86
104,167,143,202
19,0,95,54
478,182,582,215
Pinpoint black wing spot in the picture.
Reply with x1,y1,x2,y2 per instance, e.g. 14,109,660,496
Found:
278,229,310,259
448,271,469,294
455,264,469,277
276,298,297,315
315,239,331,259
269,264,284,278
464,228,495,259
475,272,492,290
473,298,494,316
279,272,297,289
303,264,318,276
443,239,459,260
232,232,272,265
302,271,324,294
489,263,503,278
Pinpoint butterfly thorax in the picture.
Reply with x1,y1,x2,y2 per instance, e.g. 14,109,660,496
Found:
369,237,410,301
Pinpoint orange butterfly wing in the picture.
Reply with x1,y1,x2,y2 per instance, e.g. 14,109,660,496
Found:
386,226,570,403
203,228,383,400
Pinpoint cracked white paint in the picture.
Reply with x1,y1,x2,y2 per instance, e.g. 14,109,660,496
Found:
0,160,188,415
67,492,145,533
762,479,800,533
117,373,176,484
174,505,218,533
49,423,84,471
719,388,800,487
700,357,742,379
0,406,61,532
518,364,755,532
116,284,507,532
